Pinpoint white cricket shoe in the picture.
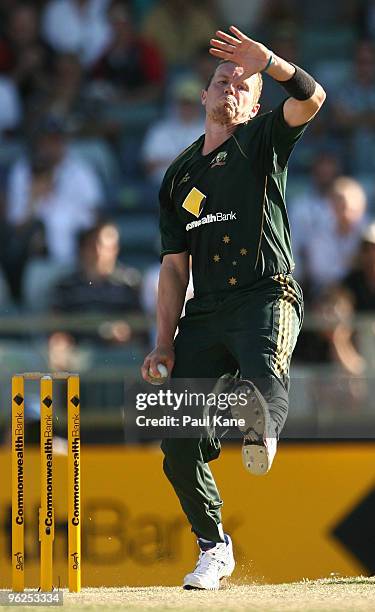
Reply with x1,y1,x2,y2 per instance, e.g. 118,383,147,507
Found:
183,535,235,590
230,380,277,475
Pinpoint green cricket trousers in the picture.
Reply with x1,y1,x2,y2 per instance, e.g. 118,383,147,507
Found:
161,274,303,543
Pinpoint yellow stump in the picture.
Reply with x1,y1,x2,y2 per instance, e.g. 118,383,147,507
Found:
39,376,54,591
67,375,81,592
11,375,25,592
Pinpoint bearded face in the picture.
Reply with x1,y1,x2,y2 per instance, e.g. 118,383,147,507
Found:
202,63,260,127
208,94,240,126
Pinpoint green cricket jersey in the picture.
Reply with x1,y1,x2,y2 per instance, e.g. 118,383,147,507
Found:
159,100,308,298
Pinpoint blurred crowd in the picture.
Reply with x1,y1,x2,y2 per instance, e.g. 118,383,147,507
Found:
0,0,374,380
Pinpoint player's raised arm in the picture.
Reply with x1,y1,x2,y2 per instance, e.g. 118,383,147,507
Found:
209,25,326,127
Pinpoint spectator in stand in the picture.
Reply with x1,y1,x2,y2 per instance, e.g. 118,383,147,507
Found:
290,152,341,299
51,221,142,343
91,0,164,105
141,0,218,69
294,285,367,414
214,0,264,32
294,285,365,375
142,77,204,187
4,115,102,301
0,3,52,106
0,76,22,136
26,52,95,134
260,0,300,31
340,222,375,372
292,176,368,300
333,41,375,173
342,222,375,312
41,0,112,68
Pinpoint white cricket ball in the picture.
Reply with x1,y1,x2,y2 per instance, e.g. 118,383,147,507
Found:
148,363,169,385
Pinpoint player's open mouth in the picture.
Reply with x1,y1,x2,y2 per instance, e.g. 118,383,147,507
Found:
223,96,237,109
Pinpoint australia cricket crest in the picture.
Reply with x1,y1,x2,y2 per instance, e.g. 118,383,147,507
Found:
210,151,228,168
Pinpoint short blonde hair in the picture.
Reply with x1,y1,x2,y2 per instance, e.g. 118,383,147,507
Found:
251,72,263,106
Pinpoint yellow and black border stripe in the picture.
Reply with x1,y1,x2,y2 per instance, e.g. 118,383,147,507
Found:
272,274,300,377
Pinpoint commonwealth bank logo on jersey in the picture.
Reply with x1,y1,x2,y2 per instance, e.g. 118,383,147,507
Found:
182,186,237,230
186,211,237,231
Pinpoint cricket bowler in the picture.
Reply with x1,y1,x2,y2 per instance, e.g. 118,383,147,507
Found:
141,26,326,590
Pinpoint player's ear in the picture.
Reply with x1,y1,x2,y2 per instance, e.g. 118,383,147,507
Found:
250,103,260,118
201,89,207,107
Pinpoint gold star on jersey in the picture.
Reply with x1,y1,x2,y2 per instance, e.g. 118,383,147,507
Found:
213,254,220,262
228,277,237,286
223,235,230,244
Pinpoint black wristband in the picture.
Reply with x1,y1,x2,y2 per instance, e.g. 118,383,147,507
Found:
278,63,316,101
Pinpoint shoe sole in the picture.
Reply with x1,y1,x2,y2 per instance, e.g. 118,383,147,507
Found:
183,570,233,591
242,444,270,475
229,381,272,476
183,584,218,590
183,575,230,590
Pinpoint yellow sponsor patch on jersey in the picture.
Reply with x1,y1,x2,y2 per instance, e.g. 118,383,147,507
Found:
182,187,206,218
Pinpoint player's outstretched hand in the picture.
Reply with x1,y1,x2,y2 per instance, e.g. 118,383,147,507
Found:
141,345,175,384
209,26,271,83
